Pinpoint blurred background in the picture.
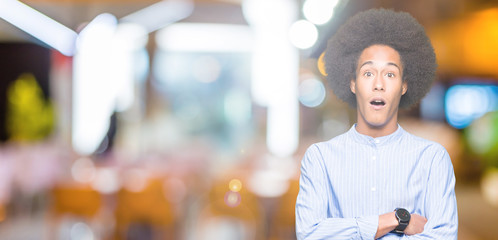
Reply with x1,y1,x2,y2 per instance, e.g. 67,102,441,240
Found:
0,0,498,239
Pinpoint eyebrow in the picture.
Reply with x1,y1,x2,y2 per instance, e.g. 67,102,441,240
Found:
359,61,401,71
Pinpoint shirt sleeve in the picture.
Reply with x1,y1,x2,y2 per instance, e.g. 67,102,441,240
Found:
386,146,458,240
295,145,379,240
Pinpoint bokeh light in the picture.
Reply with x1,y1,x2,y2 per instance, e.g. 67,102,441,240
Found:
481,168,498,207
70,222,95,240
289,20,318,49
465,111,498,164
317,51,327,76
122,168,148,193
303,0,339,25
91,168,119,194
299,77,326,108
445,84,498,129
248,168,290,198
228,179,242,192
224,191,241,208
71,157,96,183
242,0,297,27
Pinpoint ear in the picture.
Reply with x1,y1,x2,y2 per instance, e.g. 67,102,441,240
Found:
350,79,356,94
401,81,407,95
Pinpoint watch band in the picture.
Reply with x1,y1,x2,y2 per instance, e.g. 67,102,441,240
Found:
393,221,408,233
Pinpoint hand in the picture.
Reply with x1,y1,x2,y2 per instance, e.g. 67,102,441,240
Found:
404,214,427,235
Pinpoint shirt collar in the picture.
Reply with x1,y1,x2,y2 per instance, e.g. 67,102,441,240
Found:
348,123,405,147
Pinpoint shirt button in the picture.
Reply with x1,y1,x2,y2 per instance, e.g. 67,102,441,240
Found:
372,156,376,160
374,139,380,144
371,187,376,192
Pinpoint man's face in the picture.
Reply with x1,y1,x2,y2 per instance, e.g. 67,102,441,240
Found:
350,44,407,133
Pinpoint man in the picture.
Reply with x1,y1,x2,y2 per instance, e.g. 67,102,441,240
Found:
295,8,458,239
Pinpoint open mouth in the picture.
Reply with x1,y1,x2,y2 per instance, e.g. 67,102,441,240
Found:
370,100,385,106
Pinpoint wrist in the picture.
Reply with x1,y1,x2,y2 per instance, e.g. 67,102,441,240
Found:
380,212,398,230
376,212,399,239
388,211,398,229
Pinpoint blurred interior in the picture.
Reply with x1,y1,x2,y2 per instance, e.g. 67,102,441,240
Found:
1,0,498,239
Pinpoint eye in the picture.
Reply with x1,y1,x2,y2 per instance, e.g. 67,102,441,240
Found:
386,72,395,78
363,71,373,77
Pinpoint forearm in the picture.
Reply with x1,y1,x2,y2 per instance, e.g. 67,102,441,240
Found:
397,215,458,239
399,226,458,239
375,212,398,239
296,214,378,240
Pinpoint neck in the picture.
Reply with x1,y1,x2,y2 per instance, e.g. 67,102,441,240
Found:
355,117,399,138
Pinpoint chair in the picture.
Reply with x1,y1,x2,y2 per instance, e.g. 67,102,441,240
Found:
49,184,104,239
113,177,176,240
193,175,266,240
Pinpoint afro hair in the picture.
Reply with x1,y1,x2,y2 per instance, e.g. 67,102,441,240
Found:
323,8,437,109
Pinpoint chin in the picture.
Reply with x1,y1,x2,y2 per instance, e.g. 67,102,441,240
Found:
364,116,391,128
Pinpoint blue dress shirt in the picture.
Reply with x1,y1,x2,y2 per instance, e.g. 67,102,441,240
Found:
295,125,458,239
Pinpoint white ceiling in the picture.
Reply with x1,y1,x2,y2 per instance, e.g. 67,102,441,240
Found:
0,0,246,42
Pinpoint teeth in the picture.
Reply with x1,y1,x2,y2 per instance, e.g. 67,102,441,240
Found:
371,100,385,106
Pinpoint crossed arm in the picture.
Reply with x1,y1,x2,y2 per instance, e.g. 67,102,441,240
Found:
375,211,427,239
295,146,458,239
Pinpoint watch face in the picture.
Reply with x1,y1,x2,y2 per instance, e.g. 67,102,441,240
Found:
396,208,410,222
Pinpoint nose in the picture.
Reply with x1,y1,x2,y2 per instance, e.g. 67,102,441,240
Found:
373,75,385,91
